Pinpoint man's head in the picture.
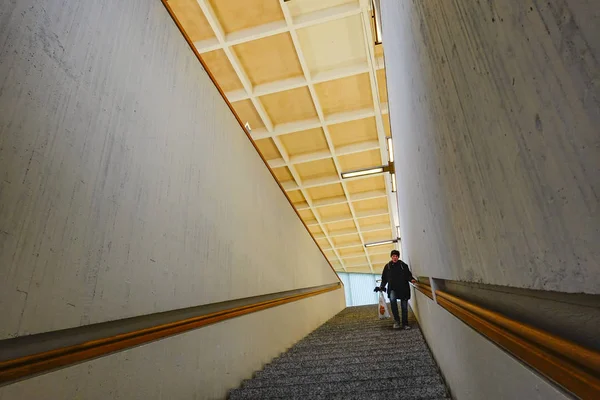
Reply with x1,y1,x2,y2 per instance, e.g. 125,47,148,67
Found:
390,250,400,262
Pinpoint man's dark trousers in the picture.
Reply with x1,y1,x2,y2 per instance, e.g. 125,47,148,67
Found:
389,289,408,326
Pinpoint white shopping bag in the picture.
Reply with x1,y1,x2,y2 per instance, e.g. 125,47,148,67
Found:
378,292,391,319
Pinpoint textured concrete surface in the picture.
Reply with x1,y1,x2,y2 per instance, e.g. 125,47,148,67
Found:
0,0,340,340
0,288,345,400
410,290,570,400
229,305,449,400
381,0,599,293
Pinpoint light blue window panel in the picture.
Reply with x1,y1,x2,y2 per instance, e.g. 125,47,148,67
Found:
339,273,381,306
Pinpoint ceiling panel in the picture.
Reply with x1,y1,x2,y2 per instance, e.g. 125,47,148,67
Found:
309,226,324,236
362,229,393,243
337,149,382,171
260,87,317,125
370,253,391,265
280,128,329,157
332,234,362,247
233,33,304,86
376,69,388,103
324,249,337,258
169,0,215,42
315,73,373,116
357,213,390,229
317,203,352,219
231,99,264,130
325,219,356,233
295,158,338,181
344,256,368,267
254,138,281,160
287,190,306,204
316,238,330,248
297,15,367,75
298,208,315,221
200,50,244,92
208,0,284,33
328,117,378,149
345,266,374,274
307,183,345,201
338,245,365,257
272,166,295,182
383,114,391,137
353,197,388,213
367,243,395,257
330,260,343,271
345,175,386,194
288,0,356,17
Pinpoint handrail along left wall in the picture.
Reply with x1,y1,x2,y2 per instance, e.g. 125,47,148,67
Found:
0,282,341,386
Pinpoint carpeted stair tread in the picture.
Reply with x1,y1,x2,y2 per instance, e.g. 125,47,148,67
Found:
295,329,422,344
229,377,447,399
270,345,429,363
287,335,426,353
244,366,442,388
256,358,436,378
263,352,436,370
299,327,423,340
305,322,416,334
227,305,449,400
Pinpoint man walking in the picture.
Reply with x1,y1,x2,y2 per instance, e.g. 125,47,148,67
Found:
374,250,416,329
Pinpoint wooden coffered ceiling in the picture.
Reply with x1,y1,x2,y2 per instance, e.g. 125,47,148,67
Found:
168,0,396,275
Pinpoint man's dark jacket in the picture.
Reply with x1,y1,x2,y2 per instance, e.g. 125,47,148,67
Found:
380,260,414,300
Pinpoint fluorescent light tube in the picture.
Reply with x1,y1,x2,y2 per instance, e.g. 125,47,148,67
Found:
364,239,398,248
387,137,394,163
372,0,383,44
341,167,385,179
391,173,396,192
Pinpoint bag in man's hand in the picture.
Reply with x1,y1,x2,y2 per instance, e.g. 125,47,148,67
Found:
377,292,391,319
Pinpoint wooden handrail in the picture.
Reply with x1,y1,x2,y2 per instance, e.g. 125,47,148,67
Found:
0,282,341,386
412,287,600,398
412,281,433,300
435,290,600,374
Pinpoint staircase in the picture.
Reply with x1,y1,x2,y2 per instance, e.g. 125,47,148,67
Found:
229,305,450,399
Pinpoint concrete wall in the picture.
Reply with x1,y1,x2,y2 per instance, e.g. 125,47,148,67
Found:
410,291,570,400
381,0,598,397
381,0,599,294
0,289,345,400
0,0,342,341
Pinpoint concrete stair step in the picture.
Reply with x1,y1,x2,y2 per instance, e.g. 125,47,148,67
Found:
245,366,441,388
229,376,447,400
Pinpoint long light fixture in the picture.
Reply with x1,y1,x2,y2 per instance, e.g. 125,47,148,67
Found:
391,172,397,192
371,0,383,45
340,166,386,179
387,136,394,163
364,238,399,248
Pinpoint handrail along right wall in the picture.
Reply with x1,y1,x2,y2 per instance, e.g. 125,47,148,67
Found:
410,280,600,398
